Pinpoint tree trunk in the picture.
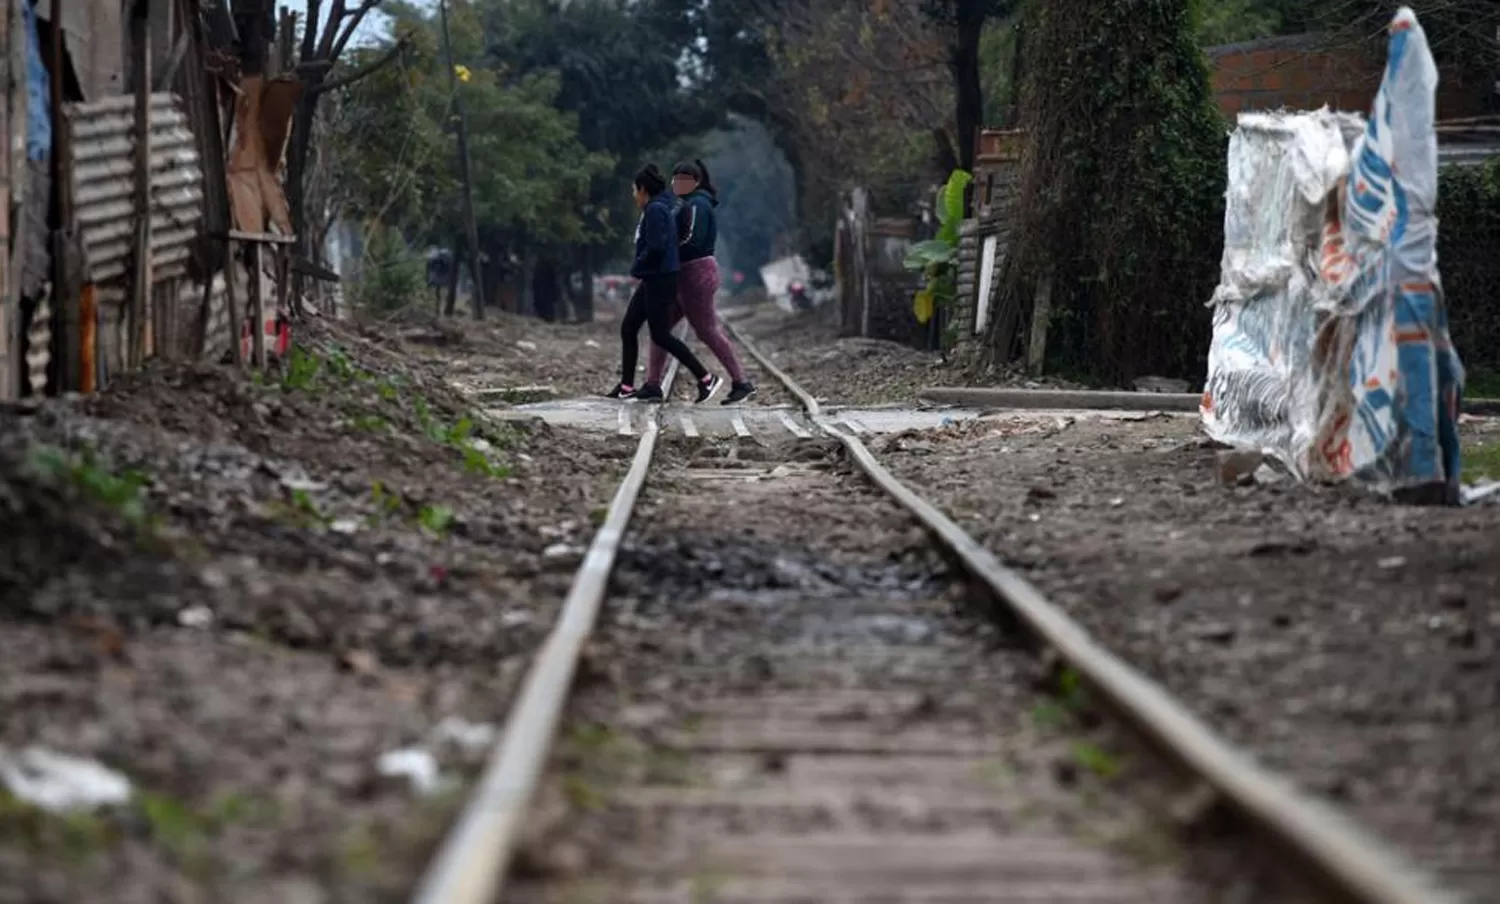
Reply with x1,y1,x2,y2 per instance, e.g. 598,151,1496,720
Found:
285,85,319,315
443,244,461,316
575,246,596,323
952,4,986,174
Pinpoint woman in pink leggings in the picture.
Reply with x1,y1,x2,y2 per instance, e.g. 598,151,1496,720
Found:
630,160,756,405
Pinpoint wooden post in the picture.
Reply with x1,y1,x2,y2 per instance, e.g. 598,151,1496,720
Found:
224,241,243,365
1026,271,1053,376
248,242,265,367
129,0,153,368
0,0,19,400
49,0,82,390
437,0,485,320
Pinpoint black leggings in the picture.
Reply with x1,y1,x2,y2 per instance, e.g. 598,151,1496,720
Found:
620,273,709,385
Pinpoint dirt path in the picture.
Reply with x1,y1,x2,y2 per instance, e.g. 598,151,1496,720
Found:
507,434,1295,904
0,317,634,904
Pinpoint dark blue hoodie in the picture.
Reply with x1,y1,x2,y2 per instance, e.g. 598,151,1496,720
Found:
676,189,718,263
631,190,681,279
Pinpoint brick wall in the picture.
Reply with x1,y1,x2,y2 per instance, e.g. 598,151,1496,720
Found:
1208,33,1486,120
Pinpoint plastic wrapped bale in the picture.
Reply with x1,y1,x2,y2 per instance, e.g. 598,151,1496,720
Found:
1200,110,1364,472
1307,7,1464,500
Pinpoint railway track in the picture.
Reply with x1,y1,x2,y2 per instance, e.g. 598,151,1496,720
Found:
411,326,1457,904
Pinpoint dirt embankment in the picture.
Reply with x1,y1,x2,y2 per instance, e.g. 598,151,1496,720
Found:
0,315,634,904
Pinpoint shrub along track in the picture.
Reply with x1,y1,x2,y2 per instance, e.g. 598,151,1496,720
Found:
410,330,1453,903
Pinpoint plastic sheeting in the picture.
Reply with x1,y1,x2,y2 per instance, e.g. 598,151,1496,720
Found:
1201,7,1464,498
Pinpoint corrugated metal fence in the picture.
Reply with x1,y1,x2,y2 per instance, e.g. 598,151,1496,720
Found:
64,92,230,376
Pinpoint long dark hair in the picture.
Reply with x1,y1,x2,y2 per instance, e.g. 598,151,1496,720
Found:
633,163,667,196
673,158,717,198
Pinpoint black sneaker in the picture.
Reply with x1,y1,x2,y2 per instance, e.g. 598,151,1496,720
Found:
695,374,724,404
634,383,665,403
721,381,757,405
606,383,638,400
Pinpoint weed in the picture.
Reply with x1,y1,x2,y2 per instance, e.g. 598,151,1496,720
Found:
281,346,322,391
24,444,152,529
1070,741,1122,779
369,481,403,521
323,346,359,383
337,822,384,878
418,504,455,536
136,789,275,868
1058,667,1090,712
561,774,606,812
352,413,387,432
269,488,329,529
1031,700,1068,730
0,790,115,861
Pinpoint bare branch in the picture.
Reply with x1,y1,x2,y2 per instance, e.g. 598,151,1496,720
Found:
301,0,322,62
316,0,347,60
311,36,408,94
332,0,383,62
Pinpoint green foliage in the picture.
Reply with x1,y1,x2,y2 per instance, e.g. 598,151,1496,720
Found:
989,0,1227,383
352,225,427,313
904,169,973,324
328,1,612,270
1438,159,1500,388
24,444,151,528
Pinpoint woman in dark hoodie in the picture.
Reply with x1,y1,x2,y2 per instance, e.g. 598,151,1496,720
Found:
607,164,722,403
633,160,755,405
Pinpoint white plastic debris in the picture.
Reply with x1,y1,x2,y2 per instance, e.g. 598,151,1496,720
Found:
177,605,214,629
515,340,538,352
542,542,581,559
330,518,361,535
1460,481,1500,506
376,748,441,795
0,746,133,813
429,717,496,755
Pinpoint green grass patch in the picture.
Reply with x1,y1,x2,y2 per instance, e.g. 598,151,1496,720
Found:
1461,439,1500,482
24,443,153,530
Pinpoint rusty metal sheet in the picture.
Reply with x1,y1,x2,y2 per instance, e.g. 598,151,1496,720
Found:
64,92,204,284
35,0,123,99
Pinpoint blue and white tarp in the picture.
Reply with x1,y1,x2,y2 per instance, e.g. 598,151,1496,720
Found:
1201,7,1464,498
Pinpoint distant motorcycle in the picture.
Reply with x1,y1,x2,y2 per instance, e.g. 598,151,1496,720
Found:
788,281,812,312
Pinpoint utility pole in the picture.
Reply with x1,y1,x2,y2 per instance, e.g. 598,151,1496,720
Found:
437,0,485,319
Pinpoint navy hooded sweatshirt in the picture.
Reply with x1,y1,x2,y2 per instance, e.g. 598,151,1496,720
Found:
631,190,681,279
675,189,718,263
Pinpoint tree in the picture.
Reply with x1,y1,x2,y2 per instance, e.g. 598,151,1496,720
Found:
477,0,729,316
985,0,1227,384
326,1,608,313
920,0,1019,173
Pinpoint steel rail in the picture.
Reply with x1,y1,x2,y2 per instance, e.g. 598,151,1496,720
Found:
408,353,684,904
725,318,1457,904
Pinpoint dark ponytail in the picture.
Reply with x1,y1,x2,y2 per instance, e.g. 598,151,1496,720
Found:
634,163,667,197
673,158,717,198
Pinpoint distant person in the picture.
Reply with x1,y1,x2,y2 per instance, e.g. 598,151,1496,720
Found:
634,159,756,405
606,163,723,403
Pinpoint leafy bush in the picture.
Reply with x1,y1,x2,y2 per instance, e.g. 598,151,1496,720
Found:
1438,159,1500,391
353,226,427,314
904,169,973,325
